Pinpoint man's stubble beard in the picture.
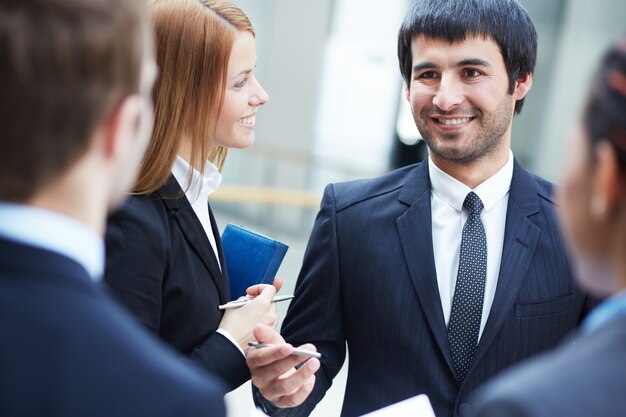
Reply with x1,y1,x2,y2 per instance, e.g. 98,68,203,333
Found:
415,95,515,165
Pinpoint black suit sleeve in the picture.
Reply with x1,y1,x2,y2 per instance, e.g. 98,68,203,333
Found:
188,332,250,391
255,184,347,416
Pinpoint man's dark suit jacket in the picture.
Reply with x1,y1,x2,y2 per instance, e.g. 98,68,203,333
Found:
263,160,596,417
471,314,626,417
104,176,249,391
0,236,225,417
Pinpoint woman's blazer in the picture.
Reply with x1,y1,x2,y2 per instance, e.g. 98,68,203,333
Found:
104,176,249,391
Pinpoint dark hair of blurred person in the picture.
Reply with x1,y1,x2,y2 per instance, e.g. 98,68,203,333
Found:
0,0,148,203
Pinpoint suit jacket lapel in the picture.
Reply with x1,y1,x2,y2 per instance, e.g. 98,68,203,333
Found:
208,202,230,302
158,176,229,304
472,160,542,366
396,160,456,374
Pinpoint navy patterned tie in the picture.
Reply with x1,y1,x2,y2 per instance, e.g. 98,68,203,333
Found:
447,191,486,383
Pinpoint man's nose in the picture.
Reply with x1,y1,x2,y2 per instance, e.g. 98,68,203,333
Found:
432,76,463,111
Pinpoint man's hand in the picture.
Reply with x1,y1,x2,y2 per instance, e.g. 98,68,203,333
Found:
247,323,319,408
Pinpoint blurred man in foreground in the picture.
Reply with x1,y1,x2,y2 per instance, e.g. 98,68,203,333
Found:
0,0,226,415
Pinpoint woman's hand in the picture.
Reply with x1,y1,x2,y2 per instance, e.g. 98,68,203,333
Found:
246,277,283,297
218,281,281,352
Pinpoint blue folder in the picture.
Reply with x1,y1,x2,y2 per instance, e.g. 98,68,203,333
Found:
221,224,288,300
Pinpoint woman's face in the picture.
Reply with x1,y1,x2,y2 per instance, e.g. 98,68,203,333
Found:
214,30,269,149
558,124,615,295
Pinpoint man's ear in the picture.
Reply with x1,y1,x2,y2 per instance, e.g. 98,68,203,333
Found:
592,140,623,219
403,82,410,102
513,72,533,101
100,95,144,159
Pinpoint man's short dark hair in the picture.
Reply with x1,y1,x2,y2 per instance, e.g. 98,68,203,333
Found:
0,0,150,201
398,0,537,114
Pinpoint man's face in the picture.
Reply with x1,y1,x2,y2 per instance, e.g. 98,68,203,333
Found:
405,35,529,166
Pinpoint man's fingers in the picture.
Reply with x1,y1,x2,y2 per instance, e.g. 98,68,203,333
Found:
247,343,295,368
295,343,317,353
247,325,320,406
262,364,319,406
275,375,316,408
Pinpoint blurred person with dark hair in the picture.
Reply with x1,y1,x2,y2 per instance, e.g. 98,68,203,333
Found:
471,36,626,417
104,0,319,402
250,1,597,416
0,0,226,415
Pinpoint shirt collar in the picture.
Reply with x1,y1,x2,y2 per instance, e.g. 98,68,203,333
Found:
171,155,222,204
428,150,514,212
0,202,104,281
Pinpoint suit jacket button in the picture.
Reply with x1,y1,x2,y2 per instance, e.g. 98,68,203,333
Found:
458,402,471,417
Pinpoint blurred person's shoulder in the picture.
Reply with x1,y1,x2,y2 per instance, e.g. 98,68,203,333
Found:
471,314,626,417
0,243,225,417
63,283,227,416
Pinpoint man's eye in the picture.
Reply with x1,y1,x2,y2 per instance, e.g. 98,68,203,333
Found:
418,71,438,80
465,69,481,77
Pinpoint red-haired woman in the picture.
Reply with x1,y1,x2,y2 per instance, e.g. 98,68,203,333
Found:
104,0,274,392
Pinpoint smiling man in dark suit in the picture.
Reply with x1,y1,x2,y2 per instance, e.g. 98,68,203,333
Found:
0,0,226,416
248,1,597,417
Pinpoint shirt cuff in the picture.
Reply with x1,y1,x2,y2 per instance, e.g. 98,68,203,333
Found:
216,328,246,357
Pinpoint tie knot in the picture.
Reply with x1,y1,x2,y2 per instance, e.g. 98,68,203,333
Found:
463,192,484,216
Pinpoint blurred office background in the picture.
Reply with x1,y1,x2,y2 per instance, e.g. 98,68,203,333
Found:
217,0,626,415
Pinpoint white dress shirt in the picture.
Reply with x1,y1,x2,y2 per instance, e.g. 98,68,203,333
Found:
171,155,222,270
429,151,513,340
171,156,245,354
0,203,104,281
